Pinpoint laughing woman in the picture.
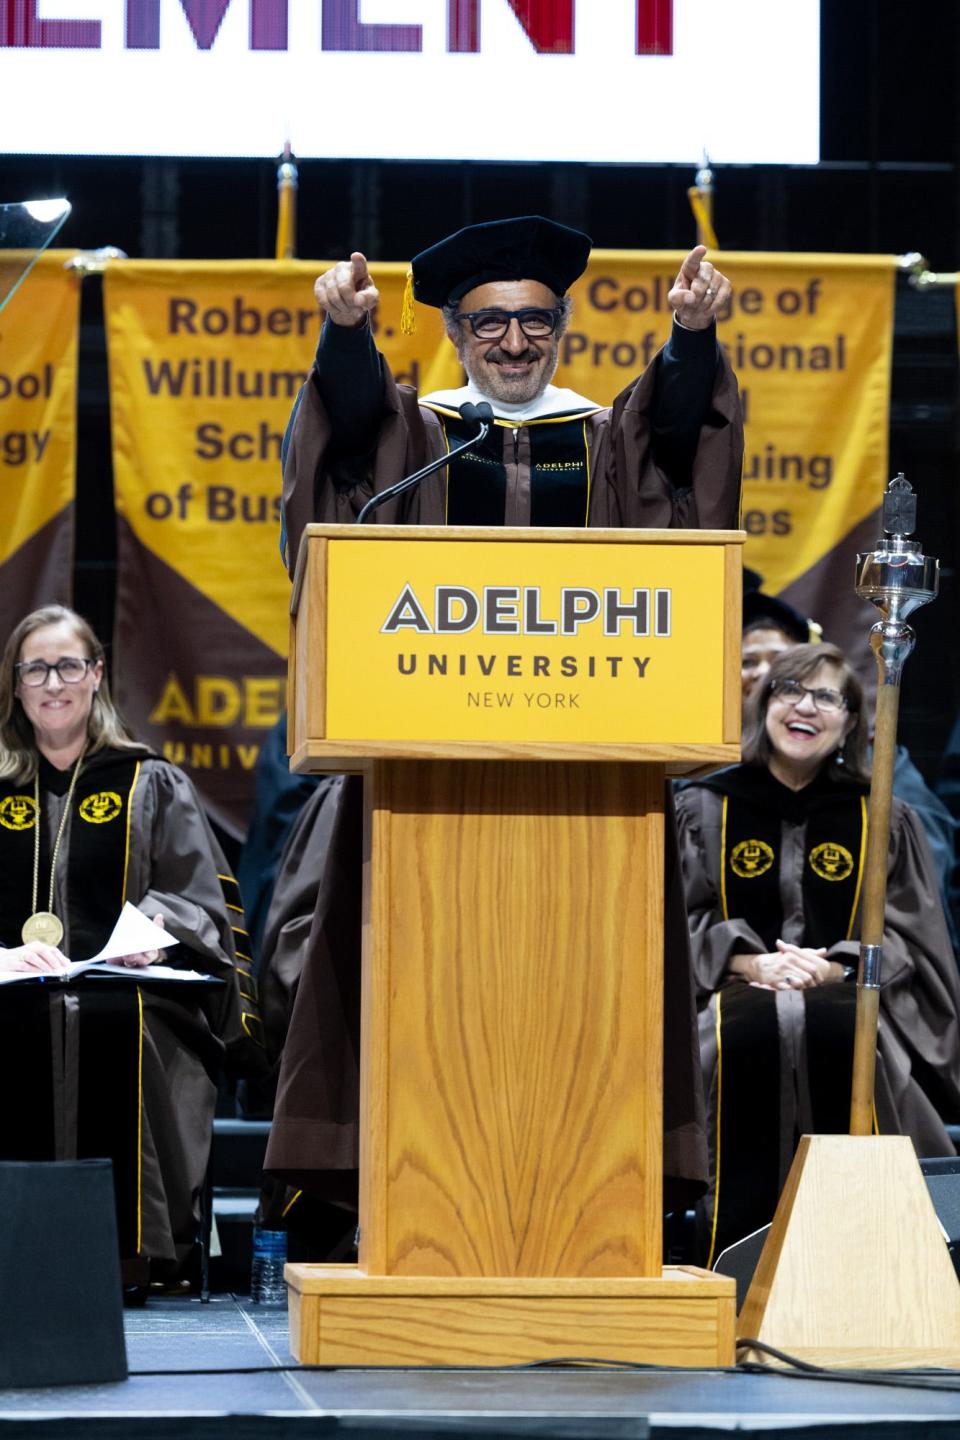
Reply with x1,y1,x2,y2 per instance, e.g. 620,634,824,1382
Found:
0,606,261,1294
675,643,960,1264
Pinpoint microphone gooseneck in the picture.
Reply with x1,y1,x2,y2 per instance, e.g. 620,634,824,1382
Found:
355,401,493,524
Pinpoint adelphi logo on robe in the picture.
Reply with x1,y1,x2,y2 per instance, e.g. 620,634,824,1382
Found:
0,795,37,831
808,841,854,882
79,791,123,825
730,838,775,878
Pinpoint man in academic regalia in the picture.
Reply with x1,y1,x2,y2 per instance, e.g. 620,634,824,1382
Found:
266,216,744,1222
281,215,742,558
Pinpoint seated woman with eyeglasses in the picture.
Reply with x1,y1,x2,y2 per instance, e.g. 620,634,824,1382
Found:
0,605,262,1298
675,642,960,1264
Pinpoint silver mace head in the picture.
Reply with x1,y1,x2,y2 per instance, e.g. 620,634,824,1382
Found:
855,473,939,685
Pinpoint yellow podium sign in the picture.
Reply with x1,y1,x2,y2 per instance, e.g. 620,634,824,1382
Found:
290,527,743,757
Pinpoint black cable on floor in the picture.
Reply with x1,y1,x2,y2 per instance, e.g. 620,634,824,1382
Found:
736,1337,960,1393
128,1350,960,1393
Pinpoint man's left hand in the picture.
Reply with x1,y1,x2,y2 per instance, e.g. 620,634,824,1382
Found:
668,245,731,330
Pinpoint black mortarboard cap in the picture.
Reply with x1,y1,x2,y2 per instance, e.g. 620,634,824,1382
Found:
742,569,818,645
411,215,592,309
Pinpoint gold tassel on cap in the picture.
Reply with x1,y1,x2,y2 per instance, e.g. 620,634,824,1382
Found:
400,268,417,335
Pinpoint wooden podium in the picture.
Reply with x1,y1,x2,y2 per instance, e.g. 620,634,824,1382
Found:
285,524,742,1367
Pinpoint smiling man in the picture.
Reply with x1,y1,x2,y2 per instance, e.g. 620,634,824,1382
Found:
280,215,743,565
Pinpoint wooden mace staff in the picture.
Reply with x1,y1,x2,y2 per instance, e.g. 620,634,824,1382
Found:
849,474,939,1134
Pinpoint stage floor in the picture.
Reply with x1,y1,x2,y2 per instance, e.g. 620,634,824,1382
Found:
3,1296,960,1437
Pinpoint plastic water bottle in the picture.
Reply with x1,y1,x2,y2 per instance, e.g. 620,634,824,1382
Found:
250,1226,287,1304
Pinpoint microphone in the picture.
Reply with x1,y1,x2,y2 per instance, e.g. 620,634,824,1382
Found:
355,401,494,524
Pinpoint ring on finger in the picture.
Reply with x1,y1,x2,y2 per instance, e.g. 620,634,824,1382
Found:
706,287,717,298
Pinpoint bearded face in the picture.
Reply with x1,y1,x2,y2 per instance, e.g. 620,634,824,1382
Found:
447,279,563,406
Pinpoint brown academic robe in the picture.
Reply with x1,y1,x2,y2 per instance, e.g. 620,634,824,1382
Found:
675,778,960,1259
0,754,258,1266
281,346,743,562
258,775,359,1069
267,344,743,1216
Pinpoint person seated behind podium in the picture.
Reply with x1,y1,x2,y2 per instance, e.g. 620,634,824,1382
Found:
737,574,958,943
740,570,821,711
280,214,743,565
0,605,258,1294
675,643,960,1264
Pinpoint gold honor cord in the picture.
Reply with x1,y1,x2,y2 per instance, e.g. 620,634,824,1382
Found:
22,749,86,947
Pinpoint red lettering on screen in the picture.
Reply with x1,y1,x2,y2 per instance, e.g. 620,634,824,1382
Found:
321,0,421,52
636,0,672,55
448,0,573,54
448,1,672,55
1,0,100,46
126,0,287,50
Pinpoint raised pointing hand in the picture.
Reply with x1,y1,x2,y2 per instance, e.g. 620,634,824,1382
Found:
668,244,731,330
314,251,380,327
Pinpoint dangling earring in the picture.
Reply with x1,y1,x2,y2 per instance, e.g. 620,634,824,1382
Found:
835,747,845,767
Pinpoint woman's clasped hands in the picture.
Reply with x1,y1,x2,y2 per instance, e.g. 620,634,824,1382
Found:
732,939,846,990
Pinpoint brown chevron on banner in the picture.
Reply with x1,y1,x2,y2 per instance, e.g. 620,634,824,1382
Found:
113,516,286,840
0,502,74,653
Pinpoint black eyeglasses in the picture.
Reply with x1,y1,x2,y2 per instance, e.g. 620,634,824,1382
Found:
770,678,848,714
453,307,564,340
15,657,95,688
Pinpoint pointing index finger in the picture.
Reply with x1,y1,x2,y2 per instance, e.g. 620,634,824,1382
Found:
350,252,370,289
678,244,707,287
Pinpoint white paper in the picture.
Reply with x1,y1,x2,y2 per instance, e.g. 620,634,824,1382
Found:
86,903,178,963
90,962,215,983
0,904,183,985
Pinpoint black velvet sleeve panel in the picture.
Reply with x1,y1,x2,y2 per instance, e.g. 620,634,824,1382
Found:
650,320,720,492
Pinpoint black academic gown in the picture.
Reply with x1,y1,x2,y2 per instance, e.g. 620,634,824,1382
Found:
0,747,260,1267
676,764,960,1261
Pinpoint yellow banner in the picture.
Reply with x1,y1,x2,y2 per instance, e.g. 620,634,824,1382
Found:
0,249,80,638
104,260,452,658
103,260,449,832
558,251,896,596
324,536,728,744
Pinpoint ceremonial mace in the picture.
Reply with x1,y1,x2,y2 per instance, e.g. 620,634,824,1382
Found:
849,474,939,1134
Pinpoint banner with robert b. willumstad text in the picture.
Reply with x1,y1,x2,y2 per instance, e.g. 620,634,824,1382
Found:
103,260,450,836
0,250,80,647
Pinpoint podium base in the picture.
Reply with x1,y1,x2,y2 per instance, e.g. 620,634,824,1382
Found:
285,1264,735,1367
738,1134,960,1369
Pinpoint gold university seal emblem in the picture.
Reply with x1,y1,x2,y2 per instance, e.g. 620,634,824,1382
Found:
730,838,774,879
79,791,123,824
808,841,854,882
0,795,37,831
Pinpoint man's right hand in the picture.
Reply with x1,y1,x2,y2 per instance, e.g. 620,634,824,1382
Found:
314,252,380,327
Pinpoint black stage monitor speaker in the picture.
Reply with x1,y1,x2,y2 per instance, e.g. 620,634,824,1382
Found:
713,1224,772,1311
0,1159,128,1388
919,1155,960,1280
